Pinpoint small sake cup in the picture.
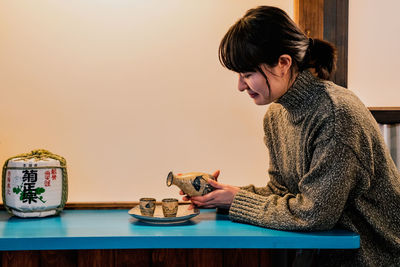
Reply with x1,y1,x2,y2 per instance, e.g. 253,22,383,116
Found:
162,198,179,217
139,198,156,216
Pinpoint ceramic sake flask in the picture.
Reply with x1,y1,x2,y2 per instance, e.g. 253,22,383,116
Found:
2,149,68,218
166,171,216,197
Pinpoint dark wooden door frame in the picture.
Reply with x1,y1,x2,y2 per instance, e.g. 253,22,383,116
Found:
296,0,349,88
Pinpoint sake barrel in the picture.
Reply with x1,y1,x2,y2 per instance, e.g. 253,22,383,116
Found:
2,149,68,218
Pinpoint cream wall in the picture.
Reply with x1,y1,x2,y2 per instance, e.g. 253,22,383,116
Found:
348,0,400,106
0,1,293,202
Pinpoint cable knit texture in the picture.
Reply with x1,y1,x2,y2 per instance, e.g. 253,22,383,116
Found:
229,70,400,266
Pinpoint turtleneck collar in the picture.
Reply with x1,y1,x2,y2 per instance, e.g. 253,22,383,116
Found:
276,70,325,123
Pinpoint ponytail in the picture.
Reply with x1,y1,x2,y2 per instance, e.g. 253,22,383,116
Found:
302,38,337,80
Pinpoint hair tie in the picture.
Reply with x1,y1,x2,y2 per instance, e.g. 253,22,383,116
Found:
308,37,314,48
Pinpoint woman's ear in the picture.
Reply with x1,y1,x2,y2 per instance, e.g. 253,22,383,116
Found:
278,54,292,77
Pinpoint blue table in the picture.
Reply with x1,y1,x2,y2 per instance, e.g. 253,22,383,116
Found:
0,209,359,251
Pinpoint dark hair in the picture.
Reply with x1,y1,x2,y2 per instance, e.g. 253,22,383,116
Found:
218,6,337,80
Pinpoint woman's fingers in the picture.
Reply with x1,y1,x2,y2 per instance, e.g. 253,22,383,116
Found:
208,178,224,189
190,194,211,204
212,170,220,181
190,190,219,206
179,190,191,201
184,188,216,205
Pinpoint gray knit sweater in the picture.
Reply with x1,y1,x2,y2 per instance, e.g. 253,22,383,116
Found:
229,70,400,266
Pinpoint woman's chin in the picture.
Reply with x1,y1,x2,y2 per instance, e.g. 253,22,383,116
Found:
253,98,269,105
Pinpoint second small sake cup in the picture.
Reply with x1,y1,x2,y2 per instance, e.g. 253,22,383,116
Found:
162,198,179,217
139,198,156,216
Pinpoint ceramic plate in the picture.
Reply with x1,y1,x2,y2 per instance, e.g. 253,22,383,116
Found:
128,204,199,224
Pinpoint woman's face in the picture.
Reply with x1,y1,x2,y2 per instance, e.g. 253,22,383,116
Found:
237,63,292,105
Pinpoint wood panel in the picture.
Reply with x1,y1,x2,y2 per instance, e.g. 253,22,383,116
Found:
296,0,324,38
324,0,349,87
40,250,77,267
259,249,273,267
0,249,298,267
296,0,349,88
114,249,151,267
2,251,40,267
0,202,189,210
64,202,138,210
152,249,187,267
78,249,114,267
187,249,223,267
223,249,259,267
369,107,400,124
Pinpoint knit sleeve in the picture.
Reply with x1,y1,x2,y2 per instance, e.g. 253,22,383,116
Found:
229,139,365,231
240,164,290,197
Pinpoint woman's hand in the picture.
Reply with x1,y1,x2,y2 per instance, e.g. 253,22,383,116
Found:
190,179,240,209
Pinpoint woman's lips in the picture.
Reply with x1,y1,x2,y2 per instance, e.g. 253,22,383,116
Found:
249,92,258,98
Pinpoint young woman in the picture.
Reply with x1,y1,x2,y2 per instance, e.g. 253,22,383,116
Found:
184,6,400,266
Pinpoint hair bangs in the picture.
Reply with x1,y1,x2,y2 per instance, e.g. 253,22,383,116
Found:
219,20,258,73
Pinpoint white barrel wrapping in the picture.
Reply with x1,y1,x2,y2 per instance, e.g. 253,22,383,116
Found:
2,151,68,218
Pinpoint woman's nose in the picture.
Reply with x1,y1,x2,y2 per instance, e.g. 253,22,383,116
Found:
238,76,248,92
